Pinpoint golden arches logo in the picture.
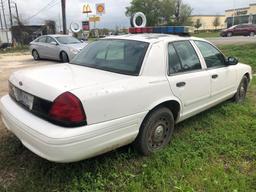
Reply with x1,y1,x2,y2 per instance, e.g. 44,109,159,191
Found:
83,4,92,14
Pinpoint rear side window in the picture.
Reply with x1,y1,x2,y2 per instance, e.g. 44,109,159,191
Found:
168,41,201,74
194,41,226,68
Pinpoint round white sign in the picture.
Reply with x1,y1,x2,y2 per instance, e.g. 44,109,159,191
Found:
131,12,147,28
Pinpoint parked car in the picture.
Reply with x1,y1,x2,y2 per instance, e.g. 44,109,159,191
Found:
29,35,88,62
220,24,256,37
0,34,252,163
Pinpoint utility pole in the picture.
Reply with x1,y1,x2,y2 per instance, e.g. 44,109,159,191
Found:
14,2,19,23
7,0,12,27
0,9,3,29
8,0,13,44
1,0,9,43
61,0,67,34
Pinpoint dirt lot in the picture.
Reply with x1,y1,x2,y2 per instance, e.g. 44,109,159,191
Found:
0,53,57,97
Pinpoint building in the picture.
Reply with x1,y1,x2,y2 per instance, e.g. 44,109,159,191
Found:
190,15,226,31
225,3,256,28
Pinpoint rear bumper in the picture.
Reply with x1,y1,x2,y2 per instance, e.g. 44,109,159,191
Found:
0,95,143,163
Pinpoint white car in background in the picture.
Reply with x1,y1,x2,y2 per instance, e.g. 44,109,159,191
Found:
0,34,252,162
30,35,88,62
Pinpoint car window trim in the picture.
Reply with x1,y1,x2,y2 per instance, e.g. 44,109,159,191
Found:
167,40,203,76
193,40,228,70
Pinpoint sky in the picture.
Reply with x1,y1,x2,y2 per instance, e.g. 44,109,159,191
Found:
10,0,256,29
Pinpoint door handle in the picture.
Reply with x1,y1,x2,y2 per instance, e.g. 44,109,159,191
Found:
176,82,186,87
212,74,218,79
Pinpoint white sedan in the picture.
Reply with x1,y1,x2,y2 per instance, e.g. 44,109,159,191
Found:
0,34,252,162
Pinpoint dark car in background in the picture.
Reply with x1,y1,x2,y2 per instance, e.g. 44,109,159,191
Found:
220,24,256,37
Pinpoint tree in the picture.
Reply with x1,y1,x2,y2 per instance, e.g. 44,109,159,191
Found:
213,16,220,30
194,18,202,32
126,0,192,26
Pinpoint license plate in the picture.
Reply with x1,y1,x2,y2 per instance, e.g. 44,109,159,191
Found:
12,87,34,110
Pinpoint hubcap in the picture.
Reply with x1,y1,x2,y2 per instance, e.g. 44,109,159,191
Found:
154,125,164,142
148,116,171,150
33,51,38,59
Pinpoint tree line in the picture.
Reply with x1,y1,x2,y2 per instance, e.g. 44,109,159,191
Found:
126,0,193,26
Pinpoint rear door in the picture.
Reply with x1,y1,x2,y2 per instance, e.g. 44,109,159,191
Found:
35,36,47,58
194,40,237,100
45,37,60,60
167,41,211,118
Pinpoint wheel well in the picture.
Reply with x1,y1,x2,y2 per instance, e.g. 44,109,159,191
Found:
59,51,68,59
245,73,250,83
149,100,181,122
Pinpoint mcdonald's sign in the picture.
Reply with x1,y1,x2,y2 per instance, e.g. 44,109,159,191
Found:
83,4,92,14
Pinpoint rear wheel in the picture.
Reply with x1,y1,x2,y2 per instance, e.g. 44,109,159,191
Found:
234,76,249,103
134,107,174,155
250,32,255,37
227,32,233,37
32,50,40,60
60,51,69,63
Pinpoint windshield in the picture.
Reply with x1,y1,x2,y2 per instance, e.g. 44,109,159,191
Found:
56,36,81,44
229,25,237,29
70,39,149,75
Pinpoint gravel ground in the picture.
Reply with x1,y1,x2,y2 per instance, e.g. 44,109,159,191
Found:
0,53,58,97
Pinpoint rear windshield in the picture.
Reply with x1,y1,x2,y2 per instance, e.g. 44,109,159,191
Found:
70,39,149,76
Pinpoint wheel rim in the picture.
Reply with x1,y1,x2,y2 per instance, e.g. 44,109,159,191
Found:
148,115,171,150
239,80,247,101
250,32,255,37
228,33,232,37
62,52,68,62
33,51,38,59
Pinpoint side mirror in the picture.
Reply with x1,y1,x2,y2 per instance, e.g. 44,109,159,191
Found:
50,41,58,46
226,57,238,65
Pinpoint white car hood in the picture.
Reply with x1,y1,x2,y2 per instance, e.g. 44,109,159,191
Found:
65,43,88,50
10,64,128,101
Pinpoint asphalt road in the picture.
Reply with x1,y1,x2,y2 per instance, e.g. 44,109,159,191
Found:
206,36,256,46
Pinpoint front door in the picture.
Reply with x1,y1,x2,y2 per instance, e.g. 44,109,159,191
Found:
194,40,237,99
167,41,211,119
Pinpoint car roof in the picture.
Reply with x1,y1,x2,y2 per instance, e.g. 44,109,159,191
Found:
43,34,72,38
104,33,206,44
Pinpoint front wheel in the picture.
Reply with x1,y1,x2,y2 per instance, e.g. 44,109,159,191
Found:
60,51,69,63
134,107,174,155
233,76,249,103
227,32,233,37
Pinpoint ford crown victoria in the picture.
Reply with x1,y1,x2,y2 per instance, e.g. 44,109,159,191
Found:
0,34,252,162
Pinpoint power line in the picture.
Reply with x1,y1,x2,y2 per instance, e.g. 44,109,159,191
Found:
24,0,59,22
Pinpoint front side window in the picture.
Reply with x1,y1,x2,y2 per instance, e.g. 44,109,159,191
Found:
70,39,149,75
46,37,57,44
168,41,201,74
194,41,226,68
38,36,47,43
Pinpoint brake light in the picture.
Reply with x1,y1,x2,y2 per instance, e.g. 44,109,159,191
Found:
49,92,86,126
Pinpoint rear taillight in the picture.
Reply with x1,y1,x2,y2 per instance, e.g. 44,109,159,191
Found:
49,92,86,127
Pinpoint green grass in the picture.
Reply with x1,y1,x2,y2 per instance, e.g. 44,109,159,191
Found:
0,45,29,54
1,79,256,192
219,44,256,73
193,31,220,38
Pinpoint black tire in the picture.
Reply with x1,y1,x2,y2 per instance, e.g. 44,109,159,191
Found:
32,50,40,60
250,32,255,37
60,51,69,63
233,76,249,103
227,32,232,37
134,107,174,155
